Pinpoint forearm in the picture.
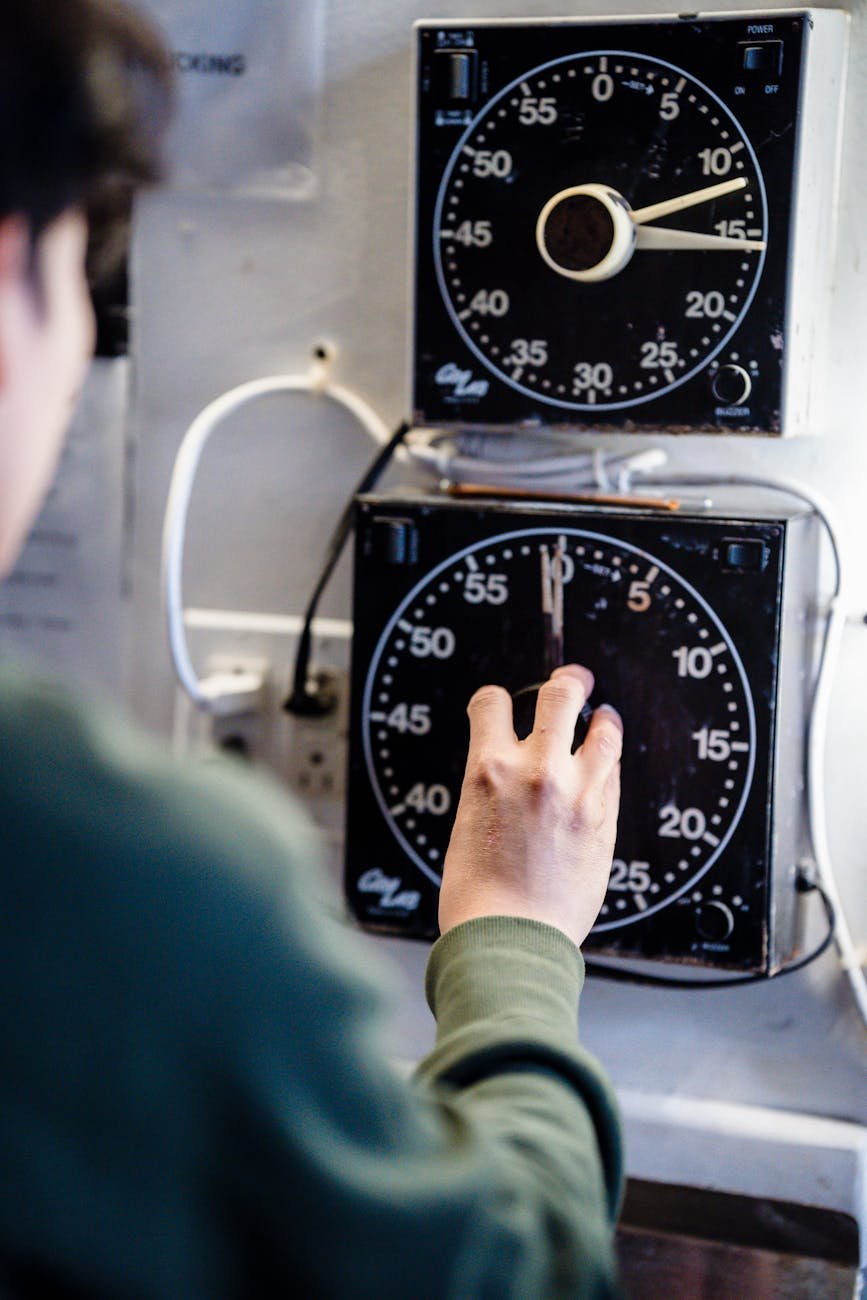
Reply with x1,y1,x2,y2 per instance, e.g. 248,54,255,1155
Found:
414,916,624,1294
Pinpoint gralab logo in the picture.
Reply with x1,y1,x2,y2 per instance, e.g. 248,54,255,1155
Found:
357,868,422,913
434,362,489,401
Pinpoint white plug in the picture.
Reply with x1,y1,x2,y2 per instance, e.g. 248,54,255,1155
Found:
197,668,267,716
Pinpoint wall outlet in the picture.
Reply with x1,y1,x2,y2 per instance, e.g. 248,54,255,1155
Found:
172,614,352,832
280,666,350,816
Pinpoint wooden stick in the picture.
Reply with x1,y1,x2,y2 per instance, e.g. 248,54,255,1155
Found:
446,482,681,511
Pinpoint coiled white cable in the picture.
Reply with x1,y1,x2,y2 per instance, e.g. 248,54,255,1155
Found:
404,427,668,490
161,358,390,712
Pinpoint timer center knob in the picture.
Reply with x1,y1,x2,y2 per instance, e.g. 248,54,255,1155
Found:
536,183,636,283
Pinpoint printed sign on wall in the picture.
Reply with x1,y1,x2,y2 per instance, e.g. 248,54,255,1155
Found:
140,0,323,198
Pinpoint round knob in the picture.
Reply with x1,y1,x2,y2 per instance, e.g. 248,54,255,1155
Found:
694,900,735,942
711,363,752,405
536,183,636,283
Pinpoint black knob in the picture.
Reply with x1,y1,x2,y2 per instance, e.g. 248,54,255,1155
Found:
695,900,735,942
711,364,752,405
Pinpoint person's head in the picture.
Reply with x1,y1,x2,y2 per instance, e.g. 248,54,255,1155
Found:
0,0,172,575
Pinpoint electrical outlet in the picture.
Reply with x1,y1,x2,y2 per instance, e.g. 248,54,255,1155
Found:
178,653,270,768
173,613,352,830
172,653,271,765
280,667,350,822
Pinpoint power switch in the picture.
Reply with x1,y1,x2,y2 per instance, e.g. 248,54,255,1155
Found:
740,41,784,77
370,517,419,566
719,538,769,573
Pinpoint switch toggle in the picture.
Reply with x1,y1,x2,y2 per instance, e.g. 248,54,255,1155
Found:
370,517,419,566
434,49,479,102
719,538,769,573
740,40,784,77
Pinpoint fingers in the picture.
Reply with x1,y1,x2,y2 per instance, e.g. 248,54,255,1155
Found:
579,703,624,784
550,663,594,693
530,664,593,752
466,665,623,776
466,683,517,753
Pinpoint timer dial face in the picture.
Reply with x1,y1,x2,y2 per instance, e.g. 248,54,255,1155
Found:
435,50,766,412
414,17,808,433
361,527,755,930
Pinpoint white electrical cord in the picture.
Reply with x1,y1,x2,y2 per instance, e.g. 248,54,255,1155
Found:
161,357,390,712
635,469,866,1028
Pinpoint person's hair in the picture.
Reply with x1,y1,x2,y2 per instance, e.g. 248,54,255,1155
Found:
0,0,173,283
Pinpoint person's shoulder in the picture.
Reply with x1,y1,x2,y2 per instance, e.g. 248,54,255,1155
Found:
0,661,323,923
0,664,358,1102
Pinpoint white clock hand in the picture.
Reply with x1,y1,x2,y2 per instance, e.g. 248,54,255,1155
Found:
630,177,747,226
635,226,765,252
535,179,761,281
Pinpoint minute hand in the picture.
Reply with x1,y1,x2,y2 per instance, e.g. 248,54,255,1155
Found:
630,177,747,226
635,226,765,252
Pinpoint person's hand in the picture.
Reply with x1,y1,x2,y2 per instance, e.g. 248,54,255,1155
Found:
438,664,622,949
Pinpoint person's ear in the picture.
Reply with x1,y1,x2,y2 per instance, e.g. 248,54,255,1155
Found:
0,215,31,286
0,216,34,390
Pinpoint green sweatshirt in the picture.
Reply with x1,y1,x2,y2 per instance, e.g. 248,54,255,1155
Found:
0,663,623,1297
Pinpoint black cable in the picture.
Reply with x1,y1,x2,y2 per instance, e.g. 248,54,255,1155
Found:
583,874,836,989
284,419,411,715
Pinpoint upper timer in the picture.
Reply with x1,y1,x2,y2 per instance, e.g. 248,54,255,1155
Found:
412,12,847,436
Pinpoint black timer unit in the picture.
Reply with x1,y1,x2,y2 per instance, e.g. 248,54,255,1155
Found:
345,493,818,974
412,11,847,436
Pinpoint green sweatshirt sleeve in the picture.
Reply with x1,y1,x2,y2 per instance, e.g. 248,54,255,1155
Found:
420,916,623,1221
0,666,624,1299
